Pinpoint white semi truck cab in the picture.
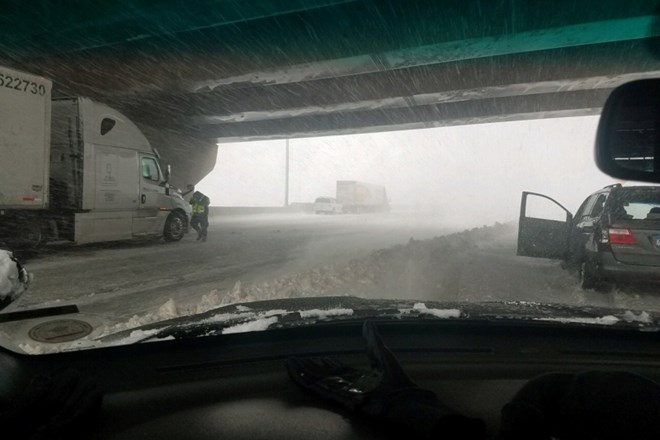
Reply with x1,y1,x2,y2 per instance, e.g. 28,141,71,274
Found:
0,66,192,249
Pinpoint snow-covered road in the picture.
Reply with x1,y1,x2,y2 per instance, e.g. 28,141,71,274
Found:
10,212,458,318
2,212,659,352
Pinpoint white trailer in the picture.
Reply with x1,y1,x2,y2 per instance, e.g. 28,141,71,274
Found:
0,66,52,211
336,181,389,213
0,66,192,249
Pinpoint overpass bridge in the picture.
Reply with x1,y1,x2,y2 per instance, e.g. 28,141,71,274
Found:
2,0,660,187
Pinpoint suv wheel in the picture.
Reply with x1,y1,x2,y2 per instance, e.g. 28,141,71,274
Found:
579,260,600,290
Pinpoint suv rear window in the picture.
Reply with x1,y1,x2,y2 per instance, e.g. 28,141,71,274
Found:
315,197,331,203
611,188,660,220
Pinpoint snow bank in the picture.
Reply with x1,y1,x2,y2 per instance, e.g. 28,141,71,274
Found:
215,222,516,307
16,223,516,353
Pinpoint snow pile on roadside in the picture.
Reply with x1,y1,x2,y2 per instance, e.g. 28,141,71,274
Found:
218,222,516,306
17,222,512,353
93,222,513,336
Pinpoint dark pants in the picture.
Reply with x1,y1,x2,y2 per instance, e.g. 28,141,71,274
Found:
191,214,208,239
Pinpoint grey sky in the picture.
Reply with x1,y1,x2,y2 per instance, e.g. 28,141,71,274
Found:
198,115,619,226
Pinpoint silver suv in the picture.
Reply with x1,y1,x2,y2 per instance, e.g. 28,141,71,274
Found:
517,184,660,289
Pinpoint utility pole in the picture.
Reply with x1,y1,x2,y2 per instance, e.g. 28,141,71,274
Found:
284,138,290,207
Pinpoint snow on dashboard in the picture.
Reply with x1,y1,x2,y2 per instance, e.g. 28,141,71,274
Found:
534,315,620,325
399,302,462,319
298,308,354,319
222,316,279,334
622,310,652,324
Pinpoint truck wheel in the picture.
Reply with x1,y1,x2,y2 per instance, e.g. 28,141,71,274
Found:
10,220,48,250
164,213,185,242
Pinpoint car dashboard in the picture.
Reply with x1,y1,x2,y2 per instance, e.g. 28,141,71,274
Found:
2,320,660,439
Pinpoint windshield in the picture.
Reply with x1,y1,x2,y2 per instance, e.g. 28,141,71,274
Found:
1,1,660,354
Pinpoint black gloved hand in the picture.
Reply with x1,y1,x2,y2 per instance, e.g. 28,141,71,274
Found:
286,321,486,439
0,369,103,440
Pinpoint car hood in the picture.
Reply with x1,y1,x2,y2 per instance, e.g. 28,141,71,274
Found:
97,296,658,344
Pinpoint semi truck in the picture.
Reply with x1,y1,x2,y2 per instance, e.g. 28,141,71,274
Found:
0,65,192,249
336,181,389,213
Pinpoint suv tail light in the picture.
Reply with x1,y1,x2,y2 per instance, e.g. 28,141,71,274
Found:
608,227,636,245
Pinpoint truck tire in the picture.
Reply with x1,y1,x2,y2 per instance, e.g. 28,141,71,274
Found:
9,220,48,250
163,212,185,242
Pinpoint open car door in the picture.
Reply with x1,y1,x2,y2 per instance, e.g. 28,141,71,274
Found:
517,191,573,259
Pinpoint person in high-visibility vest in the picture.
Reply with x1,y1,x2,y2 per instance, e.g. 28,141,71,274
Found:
189,191,210,242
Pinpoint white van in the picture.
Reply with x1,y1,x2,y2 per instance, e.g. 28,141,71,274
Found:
314,197,342,214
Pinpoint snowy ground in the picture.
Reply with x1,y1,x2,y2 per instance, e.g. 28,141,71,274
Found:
1,211,659,353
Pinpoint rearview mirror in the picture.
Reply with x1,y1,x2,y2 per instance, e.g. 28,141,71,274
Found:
596,79,660,183
165,164,172,183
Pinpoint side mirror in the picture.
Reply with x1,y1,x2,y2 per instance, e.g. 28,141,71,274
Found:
0,250,30,311
596,79,660,183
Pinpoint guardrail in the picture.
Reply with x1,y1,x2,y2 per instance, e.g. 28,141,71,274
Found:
209,203,314,216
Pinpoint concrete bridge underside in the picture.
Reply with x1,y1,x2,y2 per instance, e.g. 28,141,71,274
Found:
2,0,660,186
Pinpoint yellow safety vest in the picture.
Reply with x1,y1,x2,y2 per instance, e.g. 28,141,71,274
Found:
191,202,206,214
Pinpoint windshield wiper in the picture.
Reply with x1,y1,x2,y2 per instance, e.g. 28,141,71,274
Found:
103,301,467,344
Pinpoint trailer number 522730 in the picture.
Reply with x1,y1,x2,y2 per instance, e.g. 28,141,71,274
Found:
0,73,46,96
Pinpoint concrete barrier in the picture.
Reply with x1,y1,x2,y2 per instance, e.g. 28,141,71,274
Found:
209,203,314,216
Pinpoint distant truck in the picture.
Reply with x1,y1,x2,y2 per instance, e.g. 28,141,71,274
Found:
0,65,192,248
336,181,389,213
